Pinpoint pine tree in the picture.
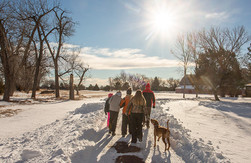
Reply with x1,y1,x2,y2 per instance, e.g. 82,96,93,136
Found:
93,84,100,90
151,77,160,91
114,81,122,90
196,48,242,100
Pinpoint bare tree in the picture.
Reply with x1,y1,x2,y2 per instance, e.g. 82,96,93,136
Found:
187,32,200,98
68,48,89,95
0,0,18,101
199,26,250,55
44,8,75,98
0,0,58,100
171,34,192,98
167,78,179,91
75,65,89,95
28,1,59,98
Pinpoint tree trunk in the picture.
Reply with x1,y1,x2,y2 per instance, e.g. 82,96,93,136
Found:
76,87,79,95
183,68,186,98
214,93,220,101
1,50,11,101
0,20,11,101
31,28,44,98
183,84,186,98
54,61,60,98
9,80,16,96
31,48,43,98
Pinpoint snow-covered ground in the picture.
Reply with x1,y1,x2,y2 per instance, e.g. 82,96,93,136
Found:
0,91,250,163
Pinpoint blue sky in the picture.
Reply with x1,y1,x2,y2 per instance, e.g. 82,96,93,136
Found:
60,0,251,86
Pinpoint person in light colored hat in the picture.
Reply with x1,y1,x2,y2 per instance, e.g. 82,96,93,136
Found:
109,91,122,136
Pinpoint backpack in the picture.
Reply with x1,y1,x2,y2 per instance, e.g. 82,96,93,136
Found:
104,97,111,113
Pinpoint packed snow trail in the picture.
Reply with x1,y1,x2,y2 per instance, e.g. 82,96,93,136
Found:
0,97,233,163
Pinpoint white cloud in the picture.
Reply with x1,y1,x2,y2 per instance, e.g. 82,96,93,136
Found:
79,46,180,70
205,11,230,20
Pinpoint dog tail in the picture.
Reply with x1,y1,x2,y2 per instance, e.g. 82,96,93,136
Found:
167,120,169,128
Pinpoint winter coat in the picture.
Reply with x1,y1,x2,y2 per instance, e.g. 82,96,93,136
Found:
126,96,146,114
104,97,112,114
143,83,155,108
120,94,133,114
109,92,122,112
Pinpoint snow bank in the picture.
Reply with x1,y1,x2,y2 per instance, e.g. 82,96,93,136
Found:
151,100,229,163
0,100,107,163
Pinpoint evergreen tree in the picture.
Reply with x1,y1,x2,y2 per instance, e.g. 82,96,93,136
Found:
87,84,94,90
114,81,122,90
93,84,100,90
103,85,111,91
78,84,85,90
151,77,160,91
196,48,242,100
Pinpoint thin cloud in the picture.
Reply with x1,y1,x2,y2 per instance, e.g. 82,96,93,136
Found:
79,46,180,70
205,11,230,20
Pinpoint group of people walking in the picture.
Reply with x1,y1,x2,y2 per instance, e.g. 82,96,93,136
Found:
104,83,155,144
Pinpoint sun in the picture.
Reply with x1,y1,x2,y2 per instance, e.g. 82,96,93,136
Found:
151,9,175,34
144,1,181,41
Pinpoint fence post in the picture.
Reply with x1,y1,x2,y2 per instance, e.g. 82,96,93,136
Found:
69,74,74,100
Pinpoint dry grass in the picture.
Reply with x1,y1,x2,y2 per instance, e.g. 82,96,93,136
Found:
0,109,22,118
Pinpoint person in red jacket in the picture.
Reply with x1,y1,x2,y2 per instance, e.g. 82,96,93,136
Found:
143,83,155,128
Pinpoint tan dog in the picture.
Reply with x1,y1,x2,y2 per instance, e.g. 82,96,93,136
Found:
151,119,170,151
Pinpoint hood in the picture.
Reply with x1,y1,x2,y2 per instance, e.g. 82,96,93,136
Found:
115,92,122,97
145,83,151,89
108,93,113,98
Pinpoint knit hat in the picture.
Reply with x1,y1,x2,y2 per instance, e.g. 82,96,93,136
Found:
146,83,150,89
127,88,132,95
116,91,122,97
108,93,113,98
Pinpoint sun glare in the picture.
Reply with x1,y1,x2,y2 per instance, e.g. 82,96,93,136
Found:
152,10,174,33
144,1,182,41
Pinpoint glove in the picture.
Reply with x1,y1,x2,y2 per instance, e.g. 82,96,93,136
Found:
153,106,155,108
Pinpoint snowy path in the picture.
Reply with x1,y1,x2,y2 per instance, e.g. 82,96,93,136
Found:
0,94,249,162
